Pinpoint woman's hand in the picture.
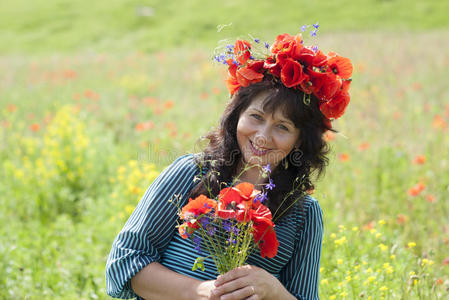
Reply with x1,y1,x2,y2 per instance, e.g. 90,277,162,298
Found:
211,265,283,300
196,280,221,300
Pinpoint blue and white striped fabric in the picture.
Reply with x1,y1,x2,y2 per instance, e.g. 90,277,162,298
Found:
106,154,323,299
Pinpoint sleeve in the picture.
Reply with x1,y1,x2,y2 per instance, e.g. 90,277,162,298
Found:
105,154,198,299
279,199,323,300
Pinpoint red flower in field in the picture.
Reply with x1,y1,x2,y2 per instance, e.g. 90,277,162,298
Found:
358,142,370,151
432,115,447,129
216,183,259,222
442,257,449,266
338,153,350,162
181,195,217,228
280,58,306,88
234,40,252,65
362,221,374,231
323,131,335,142
435,278,444,285
412,155,426,165
407,182,426,197
327,55,353,79
320,90,350,120
396,214,408,225
425,194,436,203
7,104,17,112
30,123,40,132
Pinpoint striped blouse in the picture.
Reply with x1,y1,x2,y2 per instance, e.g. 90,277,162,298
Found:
106,154,323,299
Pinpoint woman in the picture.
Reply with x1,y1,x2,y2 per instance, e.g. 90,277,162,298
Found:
106,32,352,299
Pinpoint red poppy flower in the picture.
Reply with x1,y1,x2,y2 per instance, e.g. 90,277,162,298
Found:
252,217,278,258
234,40,252,65
280,59,306,88
236,66,264,87
216,183,259,221
181,195,217,223
264,56,281,77
226,58,238,77
319,90,350,119
327,55,353,79
271,33,303,59
226,75,240,95
309,69,340,101
178,223,194,239
298,74,313,94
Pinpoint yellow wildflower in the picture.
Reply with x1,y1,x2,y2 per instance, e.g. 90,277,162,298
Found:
379,286,388,291
337,259,343,265
408,242,416,248
378,243,388,252
378,219,386,225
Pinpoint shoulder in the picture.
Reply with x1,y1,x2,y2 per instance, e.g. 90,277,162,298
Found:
161,153,200,176
302,195,323,232
294,195,323,232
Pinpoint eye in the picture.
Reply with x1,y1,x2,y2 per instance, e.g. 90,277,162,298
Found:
278,124,289,131
250,113,263,121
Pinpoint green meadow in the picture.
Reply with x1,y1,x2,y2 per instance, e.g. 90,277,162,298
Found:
1,1,448,299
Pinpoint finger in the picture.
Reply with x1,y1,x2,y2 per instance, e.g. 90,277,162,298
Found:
219,285,256,300
213,277,249,296
215,266,251,286
244,294,260,300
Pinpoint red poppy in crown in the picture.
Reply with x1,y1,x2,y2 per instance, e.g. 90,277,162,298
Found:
220,29,353,124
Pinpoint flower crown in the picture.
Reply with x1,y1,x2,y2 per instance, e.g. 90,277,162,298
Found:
216,29,353,122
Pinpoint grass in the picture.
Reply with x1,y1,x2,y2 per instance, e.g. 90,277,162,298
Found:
1,0,449,54
1,1,449,298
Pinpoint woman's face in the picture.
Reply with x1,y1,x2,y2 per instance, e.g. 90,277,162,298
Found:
236,92,301,169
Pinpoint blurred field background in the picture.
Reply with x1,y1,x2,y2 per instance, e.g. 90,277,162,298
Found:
1,0,449,299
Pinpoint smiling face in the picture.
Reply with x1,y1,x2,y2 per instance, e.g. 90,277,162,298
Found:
236,91,301,169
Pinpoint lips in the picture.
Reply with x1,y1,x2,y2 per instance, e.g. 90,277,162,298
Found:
249,140,270,156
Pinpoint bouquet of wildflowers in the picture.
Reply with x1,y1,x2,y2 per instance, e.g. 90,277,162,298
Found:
177,167,279,274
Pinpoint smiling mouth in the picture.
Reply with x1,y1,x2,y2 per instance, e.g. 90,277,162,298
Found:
249,140,270,156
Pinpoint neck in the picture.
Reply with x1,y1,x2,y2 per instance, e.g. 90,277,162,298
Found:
234,160,268,188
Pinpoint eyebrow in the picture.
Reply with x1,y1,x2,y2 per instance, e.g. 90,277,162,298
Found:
249,108,294,126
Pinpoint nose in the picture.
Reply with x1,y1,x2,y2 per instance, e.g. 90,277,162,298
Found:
253,125,271,147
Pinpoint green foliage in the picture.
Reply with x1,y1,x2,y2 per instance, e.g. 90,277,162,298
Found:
1,0,449,54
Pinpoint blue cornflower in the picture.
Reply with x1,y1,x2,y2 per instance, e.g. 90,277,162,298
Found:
312,46,319,53
310,29,318,37
193,235,202,253
300,25,308,32
313,22,319,29
249,55,255,60
232,59,239,66
231,226,240,235
207,225,216,236
227,237,237,244
254,38,260,43
199,216,210,226
222,220,232,232
265,178,275,190
264,42,270,49
262,163,271,174
226,44,234,50
254,192,268,204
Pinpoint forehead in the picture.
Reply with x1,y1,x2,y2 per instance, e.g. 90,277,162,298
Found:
247,91,290,119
